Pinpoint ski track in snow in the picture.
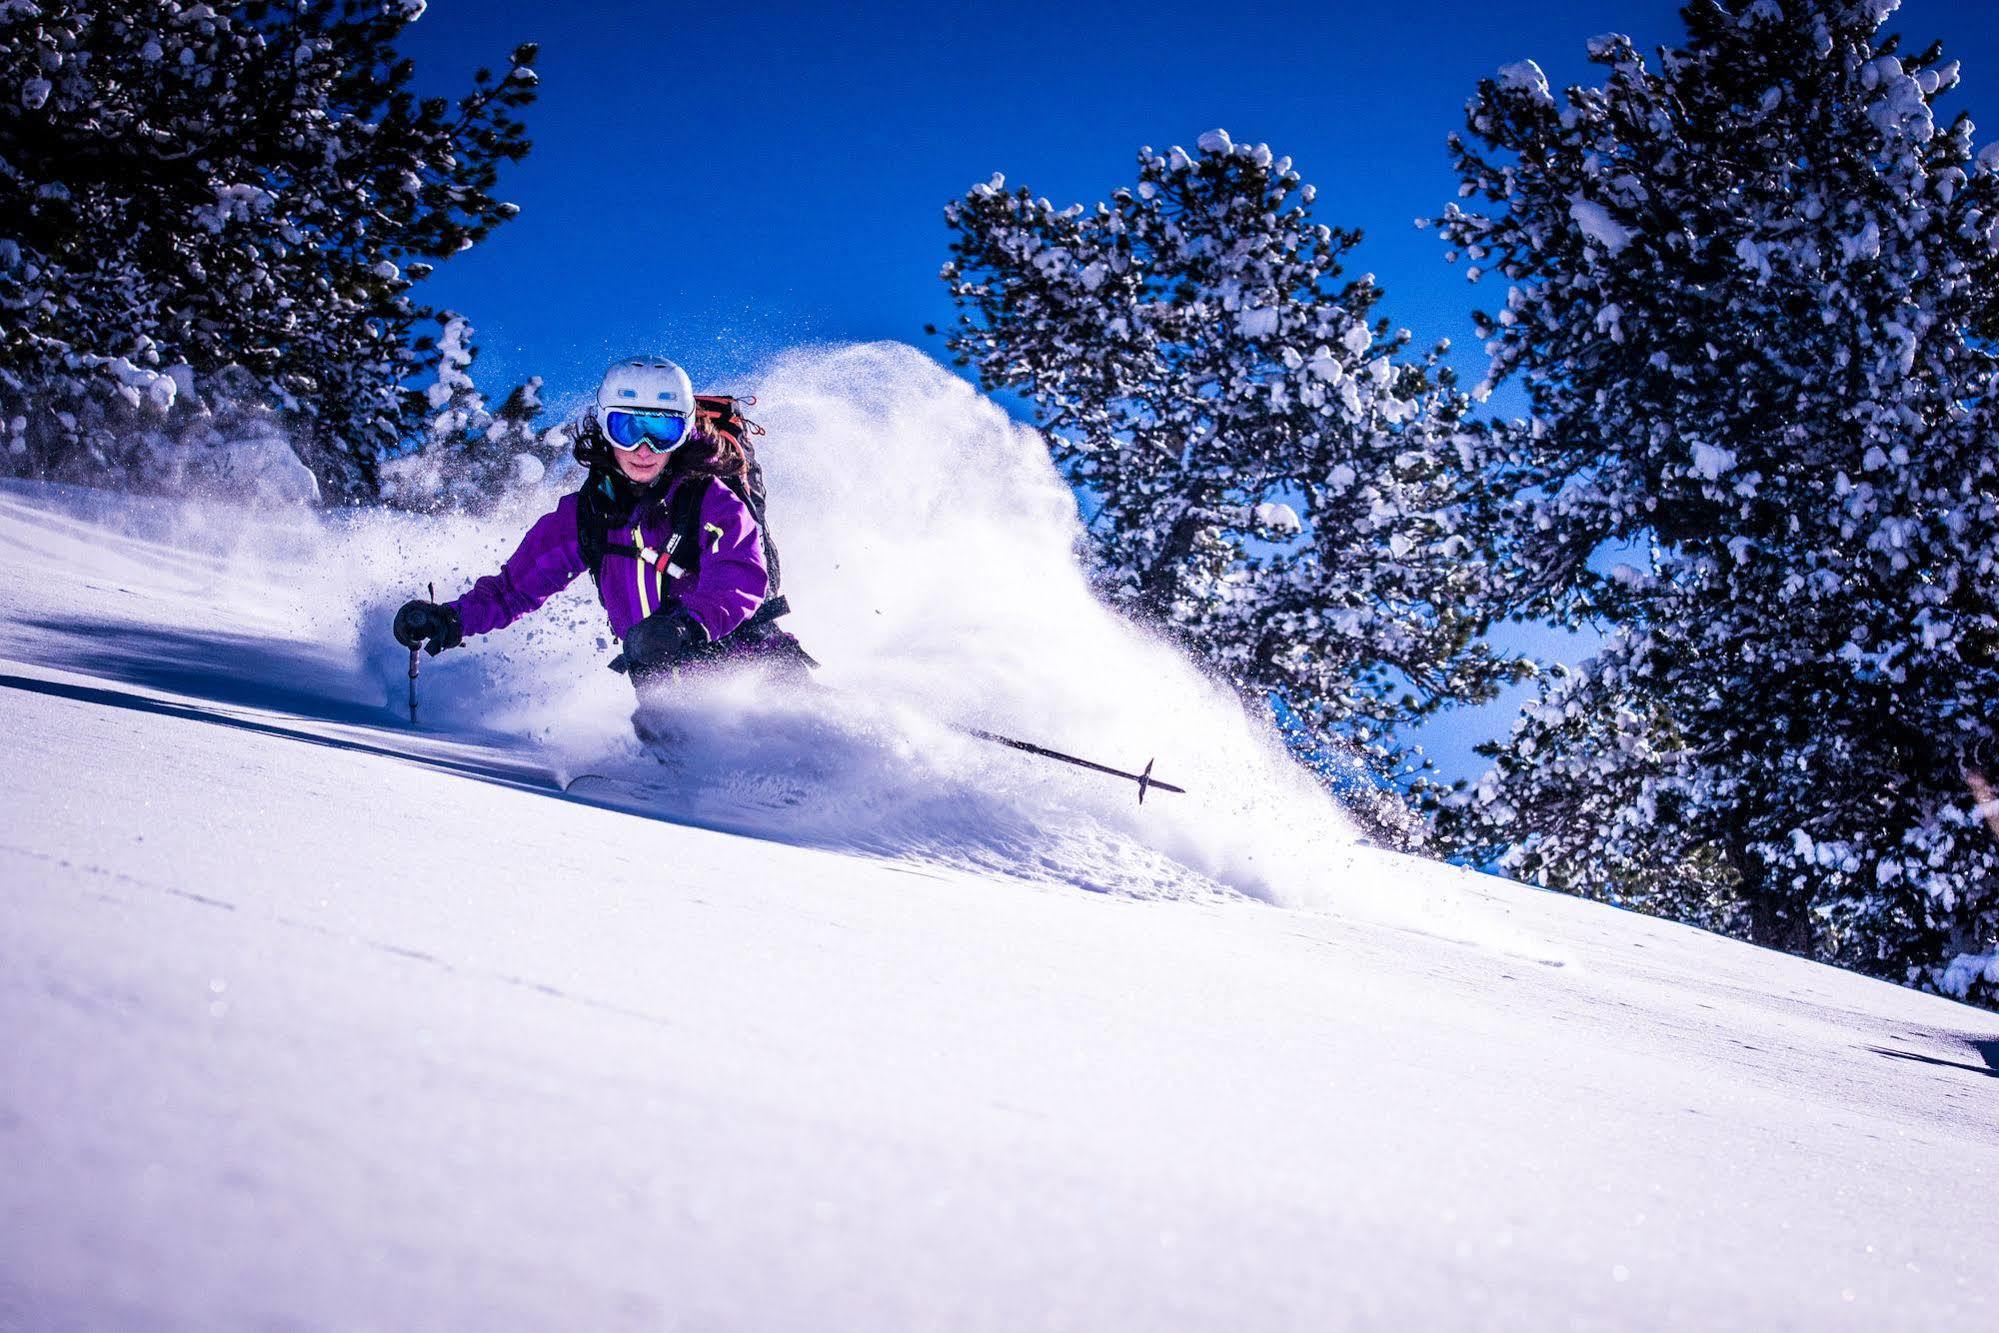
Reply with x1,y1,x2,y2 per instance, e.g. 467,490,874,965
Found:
3,348,1998,1331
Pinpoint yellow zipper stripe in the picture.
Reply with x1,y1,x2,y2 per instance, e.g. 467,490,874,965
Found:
633,523,653,618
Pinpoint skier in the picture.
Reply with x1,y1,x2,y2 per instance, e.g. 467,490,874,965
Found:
392,356,808,694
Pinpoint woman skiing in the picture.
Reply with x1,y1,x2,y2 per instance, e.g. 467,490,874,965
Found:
392,356,806,689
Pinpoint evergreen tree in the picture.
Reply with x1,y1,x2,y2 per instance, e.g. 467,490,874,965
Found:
0,0,537,498
378,314,564,512
1431,0,1999,1004
940,131,1524,798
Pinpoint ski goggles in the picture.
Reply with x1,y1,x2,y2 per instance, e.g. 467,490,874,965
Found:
603,408,692,452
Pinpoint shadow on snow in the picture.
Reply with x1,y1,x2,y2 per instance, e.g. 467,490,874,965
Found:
0,616,1227,901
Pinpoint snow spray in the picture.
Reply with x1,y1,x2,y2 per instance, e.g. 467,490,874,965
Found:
0,351,1557,948
307,343,1527,920
709,342,1368,902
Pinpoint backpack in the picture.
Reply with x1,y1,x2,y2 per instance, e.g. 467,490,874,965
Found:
691,393,782,597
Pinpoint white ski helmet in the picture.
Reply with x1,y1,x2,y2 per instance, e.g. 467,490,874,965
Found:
595,356,695,420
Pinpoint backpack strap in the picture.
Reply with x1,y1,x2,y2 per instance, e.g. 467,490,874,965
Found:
659,474,793,627
695,393,760,446
576,474,617,594
661,475,714,577
581,467,790,628
577,471,696,593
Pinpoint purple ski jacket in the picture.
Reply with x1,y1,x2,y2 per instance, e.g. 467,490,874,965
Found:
450,475,769,644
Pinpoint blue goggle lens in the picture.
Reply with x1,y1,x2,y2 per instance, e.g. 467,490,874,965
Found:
604,409,690,451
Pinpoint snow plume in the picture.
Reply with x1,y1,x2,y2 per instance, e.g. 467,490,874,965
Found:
5,346,1549,935
651,342,1371,905
343,343,1373,905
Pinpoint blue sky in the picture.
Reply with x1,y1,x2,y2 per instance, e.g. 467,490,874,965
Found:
396,0,1999,776
403,0,1999,398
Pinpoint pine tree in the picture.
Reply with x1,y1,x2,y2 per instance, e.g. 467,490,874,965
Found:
378,314,563,512
940,130,1525,798
0,0,537,497
1431,0,1999,1005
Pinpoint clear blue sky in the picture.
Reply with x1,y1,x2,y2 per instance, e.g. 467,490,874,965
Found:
401,0,1999,399
396,0,1999,775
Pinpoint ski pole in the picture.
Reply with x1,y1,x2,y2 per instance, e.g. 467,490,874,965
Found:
407,580,432,727
959,726,1186,804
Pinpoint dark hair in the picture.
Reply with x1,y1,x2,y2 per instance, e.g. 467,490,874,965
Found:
665,428,749,485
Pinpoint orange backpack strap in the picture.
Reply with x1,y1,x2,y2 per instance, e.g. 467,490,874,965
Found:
694,393,763,445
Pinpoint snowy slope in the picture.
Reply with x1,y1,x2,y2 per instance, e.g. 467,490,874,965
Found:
4,352,1998,1331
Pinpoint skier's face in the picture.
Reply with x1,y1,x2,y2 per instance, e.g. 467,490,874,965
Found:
614,442,670,485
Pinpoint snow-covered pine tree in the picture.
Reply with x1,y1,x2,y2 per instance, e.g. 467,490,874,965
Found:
378,315,562,512
1430,0,1999,1005
0,0,537,498
940,130,1525,795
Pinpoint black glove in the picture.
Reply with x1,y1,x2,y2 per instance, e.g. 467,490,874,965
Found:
622,605,707,675
393,600,463,656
